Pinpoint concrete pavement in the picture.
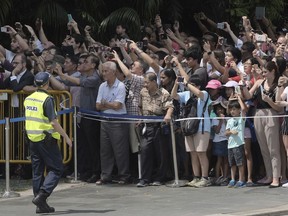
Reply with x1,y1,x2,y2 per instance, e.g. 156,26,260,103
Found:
1,181,288,216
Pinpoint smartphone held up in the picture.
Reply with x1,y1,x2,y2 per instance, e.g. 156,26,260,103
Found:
0,27,8,33
177,76,184,83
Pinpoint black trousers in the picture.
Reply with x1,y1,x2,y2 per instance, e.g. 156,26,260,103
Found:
79,118,101,177
30,138,63,196
140,124,170,183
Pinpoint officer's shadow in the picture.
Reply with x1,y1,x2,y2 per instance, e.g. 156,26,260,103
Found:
43,209,115,215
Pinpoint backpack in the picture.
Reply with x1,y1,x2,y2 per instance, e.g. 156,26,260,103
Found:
180,95,209,136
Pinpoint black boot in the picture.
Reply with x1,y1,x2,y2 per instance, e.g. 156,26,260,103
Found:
36,206,55,214
32,191,55,213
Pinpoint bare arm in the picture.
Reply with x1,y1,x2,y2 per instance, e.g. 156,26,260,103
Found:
0,45,6,56
171,82,180,100
96,101,122,111
54,63,80,85
242,79,262,100
51,119,72,147
261,17,277,42
164,106,173,124
35,18,49,44
49,75,67,90
115,39,133,66
113,50,132,79
166,28,187,50
223,22,239,45
147,43,161,53
5,25,29,51
23,85,37,92
171,56,189,82
194,15,209,34
129,40,161,73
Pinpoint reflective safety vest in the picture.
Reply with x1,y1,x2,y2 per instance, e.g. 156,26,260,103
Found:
24,91,60,142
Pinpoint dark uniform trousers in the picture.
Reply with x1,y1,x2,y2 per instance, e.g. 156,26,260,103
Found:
30,138,63,196
140,123,170,183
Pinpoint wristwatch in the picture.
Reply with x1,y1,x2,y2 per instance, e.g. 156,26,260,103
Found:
207,51,212,55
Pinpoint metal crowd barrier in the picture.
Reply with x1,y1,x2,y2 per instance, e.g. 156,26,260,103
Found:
0,90,73,165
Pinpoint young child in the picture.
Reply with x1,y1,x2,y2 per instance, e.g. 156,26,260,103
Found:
225,95,246,188
211,100,229,186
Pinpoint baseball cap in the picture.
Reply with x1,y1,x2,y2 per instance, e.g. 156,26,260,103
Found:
206,79,222,89
222,80,239,88
34,72,50,87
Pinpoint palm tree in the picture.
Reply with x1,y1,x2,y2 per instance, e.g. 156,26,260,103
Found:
0,0,286,45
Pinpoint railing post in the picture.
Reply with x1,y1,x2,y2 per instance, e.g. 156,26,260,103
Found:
166,121,188,187
67,107,80,183
2,117,20,198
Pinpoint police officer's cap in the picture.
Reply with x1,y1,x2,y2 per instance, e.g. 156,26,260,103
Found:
34,72,50,87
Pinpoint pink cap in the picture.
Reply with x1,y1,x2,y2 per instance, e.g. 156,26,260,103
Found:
206,79,222,89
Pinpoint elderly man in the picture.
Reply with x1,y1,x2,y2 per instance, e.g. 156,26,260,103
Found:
96,61,130,185
137,72,174,187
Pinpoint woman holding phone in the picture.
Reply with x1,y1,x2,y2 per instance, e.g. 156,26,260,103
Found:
242,61,282,188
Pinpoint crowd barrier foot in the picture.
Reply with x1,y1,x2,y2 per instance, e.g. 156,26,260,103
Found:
1,190,20,198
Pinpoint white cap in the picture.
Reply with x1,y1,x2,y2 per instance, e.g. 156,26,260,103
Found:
222,80,239,88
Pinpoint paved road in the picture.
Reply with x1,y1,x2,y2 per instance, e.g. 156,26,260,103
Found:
1,181,288,216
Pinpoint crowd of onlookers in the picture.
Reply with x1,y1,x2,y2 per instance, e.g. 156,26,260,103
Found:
0,11,288,189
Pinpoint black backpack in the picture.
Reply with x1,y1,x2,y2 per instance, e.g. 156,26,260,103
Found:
180,95,209,136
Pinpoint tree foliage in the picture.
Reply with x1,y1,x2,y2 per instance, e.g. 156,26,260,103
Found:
0,0,286,45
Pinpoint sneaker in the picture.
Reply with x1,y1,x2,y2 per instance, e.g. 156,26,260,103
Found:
95,179,112,185
227,180,236,188
220,178,229,186
118,179,130,185
214,176,223,186
246,181,256,187
282,182,288,188
137,180,148,187
234,181,246,188
186,177,200,187
86,174,99,183
151,181,162,186
194,178,211,188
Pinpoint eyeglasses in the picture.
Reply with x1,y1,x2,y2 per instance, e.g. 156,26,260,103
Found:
243,62,252,66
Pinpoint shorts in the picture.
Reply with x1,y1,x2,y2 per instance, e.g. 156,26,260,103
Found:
212,140,228,156
228,145,245,167
185,132,210,152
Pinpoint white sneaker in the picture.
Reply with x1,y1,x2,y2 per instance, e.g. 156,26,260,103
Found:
186,178,200,187
194,178,211,188
282,182,288,188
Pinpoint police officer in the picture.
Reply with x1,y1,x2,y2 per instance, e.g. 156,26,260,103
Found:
24,72,72,213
